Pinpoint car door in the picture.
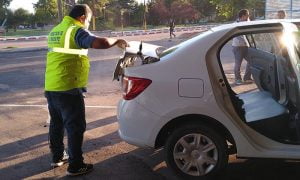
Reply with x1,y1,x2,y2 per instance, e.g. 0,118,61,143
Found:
246,32,282,100
280,23,300,109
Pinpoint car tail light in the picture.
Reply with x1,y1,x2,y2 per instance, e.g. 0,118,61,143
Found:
122,76,152,100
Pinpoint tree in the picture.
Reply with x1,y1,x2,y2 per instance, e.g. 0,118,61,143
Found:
209,0,243,20
77,0,109,17
170,0,199,24
4,8,14,31
190,0,215,17
77,0,110,30
148,0,170,25
0,0,12,25
209,0,265,21
34,0,58,26
3,8,30,31
14,8,30,25
148,0,199,25
0,0,12,8
104,0,136,29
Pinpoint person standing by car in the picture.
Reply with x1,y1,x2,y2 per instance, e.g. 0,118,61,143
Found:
45,4,128,176
232,9,252,85
169,20,176,39
277,10,286,19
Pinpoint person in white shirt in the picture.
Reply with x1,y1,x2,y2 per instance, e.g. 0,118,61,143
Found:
232,9,252,85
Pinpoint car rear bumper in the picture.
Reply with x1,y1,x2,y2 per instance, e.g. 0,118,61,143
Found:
117,99,160,148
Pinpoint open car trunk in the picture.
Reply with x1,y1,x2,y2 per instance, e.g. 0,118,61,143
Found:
113,41,165,81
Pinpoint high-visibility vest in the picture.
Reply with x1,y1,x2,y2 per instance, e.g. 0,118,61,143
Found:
45,16,90,91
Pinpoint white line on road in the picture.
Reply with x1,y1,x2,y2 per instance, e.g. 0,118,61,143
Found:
0,104,117,109
17,55,45,59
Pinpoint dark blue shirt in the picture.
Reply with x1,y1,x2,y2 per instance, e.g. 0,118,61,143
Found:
75,28,96,49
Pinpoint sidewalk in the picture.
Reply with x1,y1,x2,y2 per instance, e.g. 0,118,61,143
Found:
0,25,216,42
0,28,206,54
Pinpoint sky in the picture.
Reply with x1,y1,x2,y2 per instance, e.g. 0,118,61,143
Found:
8,0,145,14
9,0,38,13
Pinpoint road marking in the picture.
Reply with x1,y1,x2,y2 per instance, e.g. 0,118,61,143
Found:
20,55,45,59
0,104,117,109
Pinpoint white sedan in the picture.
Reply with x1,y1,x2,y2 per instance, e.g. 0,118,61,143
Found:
114,19,300,179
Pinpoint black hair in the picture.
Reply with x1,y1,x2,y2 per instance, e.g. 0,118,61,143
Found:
238,9,249,18
69,4,92,19
277,10,286,16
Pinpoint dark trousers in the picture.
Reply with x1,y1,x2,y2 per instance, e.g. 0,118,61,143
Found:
45,91,86,166
232,46,251,81
170,29,176,38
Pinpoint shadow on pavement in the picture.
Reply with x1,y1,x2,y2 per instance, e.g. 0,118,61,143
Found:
1,113,300,179
0,115,119,179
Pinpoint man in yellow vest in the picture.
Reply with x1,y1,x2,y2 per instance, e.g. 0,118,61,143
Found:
45,4,128,176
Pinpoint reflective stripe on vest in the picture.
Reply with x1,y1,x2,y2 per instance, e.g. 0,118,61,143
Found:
51,26,88,56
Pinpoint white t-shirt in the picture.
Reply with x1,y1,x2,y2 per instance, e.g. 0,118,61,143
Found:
232,19,250,47
232,35,249,47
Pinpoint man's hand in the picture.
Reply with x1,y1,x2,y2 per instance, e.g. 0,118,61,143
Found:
115,39,129,49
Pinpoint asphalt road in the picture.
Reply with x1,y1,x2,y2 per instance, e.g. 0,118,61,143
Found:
1,33,300,180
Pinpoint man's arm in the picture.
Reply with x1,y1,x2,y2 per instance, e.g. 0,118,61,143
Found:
75,28,128,49
91,38,128,49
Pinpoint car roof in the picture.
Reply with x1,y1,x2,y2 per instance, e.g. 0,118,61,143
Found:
211,19,300,32
162,19,300,59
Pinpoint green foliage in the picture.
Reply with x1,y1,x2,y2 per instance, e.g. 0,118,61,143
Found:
190,0,215,17
0,0,12,24
5,8,14,28
0,0,12,8
14,8,30,25
2,0,267,33
209,0,265,20
34,0,58,25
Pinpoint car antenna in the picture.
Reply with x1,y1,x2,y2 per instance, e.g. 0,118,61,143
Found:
137,41,147,64
137,41,143,56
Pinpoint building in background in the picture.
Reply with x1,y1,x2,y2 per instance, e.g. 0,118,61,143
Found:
266,0,300,19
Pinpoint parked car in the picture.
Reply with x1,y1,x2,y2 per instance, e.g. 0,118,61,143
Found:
114,19,300,179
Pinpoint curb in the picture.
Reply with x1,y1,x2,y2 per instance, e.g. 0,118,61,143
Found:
109,25,216,37
0,25,217,41
0,47,48,54
0,35,47,41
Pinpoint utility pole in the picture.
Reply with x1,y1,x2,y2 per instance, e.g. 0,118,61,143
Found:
57,0,63,21
143,0,147,30
121,9,124,32
290,0,293,19
91,0,97,31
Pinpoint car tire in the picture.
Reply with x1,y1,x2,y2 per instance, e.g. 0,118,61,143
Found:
165,123,228,180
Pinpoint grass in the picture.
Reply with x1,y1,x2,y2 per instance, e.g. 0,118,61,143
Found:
1,23,214,37
2,29,50,37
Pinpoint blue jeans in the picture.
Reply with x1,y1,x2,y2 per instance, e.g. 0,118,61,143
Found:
232,46,251,81
45,91,86,166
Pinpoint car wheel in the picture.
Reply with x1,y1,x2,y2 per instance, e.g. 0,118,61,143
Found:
165,123,228,180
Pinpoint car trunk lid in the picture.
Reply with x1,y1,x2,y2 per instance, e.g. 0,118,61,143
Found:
113,41,165,81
